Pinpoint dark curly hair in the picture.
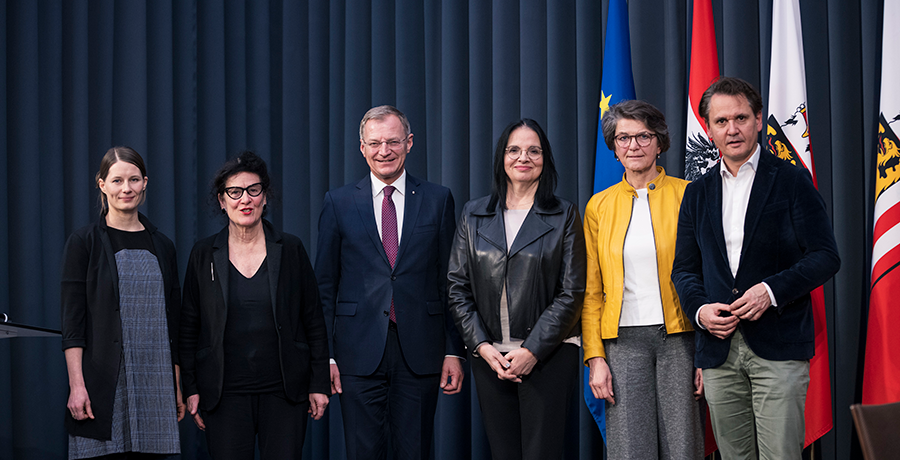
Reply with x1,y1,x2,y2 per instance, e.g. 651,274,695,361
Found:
209,150,274,216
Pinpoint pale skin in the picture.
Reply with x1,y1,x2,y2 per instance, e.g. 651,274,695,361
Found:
331,116,464,396
187,172,329,430
587,357,704,404
697,93,772,339
614,118,662,189
586,120,705,403
67,161,186,422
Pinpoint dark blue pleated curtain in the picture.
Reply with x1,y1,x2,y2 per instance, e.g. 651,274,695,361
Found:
0,1,884,459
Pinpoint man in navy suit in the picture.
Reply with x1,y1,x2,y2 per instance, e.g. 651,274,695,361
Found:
672,77,840,459
315,105,465,460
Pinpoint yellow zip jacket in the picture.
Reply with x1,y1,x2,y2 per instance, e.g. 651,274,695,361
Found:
582,166,693,362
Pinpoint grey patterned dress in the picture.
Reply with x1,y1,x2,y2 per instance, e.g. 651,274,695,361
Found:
68,234,180,459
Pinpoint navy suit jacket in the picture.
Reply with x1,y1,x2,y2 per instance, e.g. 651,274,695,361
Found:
672,151,840,368
315,173,465,376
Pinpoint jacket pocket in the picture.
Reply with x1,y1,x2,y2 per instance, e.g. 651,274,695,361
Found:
195,346,211,362
414,223,437,234
292,341,311,368
194,347,214,396
426,300,443,315
336,302,357,316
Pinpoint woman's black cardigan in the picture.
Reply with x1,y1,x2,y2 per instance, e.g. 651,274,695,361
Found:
60,213,181,440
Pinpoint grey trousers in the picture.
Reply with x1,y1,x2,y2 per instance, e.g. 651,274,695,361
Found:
604,326,704,460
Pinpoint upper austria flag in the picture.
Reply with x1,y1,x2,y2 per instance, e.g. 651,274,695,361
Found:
684,0,720,182
584,0,635,442
864,0,900,406
766,0,833,446
685,0,720,456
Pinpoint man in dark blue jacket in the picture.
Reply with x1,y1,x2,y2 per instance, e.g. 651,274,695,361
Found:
672,77,840,459
315,105,465,460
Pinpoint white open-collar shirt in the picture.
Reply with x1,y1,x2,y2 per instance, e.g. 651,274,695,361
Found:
696,145,776,328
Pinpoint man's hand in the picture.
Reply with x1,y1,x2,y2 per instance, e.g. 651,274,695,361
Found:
330,363,342,395
730,283,772,321
587,357,615,404
187,394,205,431
439,357,465,395
698,302,739,339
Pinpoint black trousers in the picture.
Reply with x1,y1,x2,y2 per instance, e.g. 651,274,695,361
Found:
339,323,442,460
201,392,310,460
471,343,579,460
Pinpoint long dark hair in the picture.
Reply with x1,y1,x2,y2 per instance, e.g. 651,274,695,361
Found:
488,119,559,211
95,146,148,216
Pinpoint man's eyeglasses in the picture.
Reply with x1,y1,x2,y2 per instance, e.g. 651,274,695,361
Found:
223,183,264,200
365,136,409,150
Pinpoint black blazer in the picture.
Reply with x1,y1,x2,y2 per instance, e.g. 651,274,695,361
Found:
315,173,465,376
447,195,586,361
672,151,841,368
180,220,329,411
60,213,181,440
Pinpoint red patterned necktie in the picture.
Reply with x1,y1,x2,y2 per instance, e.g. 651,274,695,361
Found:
382,185,398,322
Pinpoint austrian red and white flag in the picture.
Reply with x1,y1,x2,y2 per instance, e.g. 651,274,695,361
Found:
766,0,832,446
685,1,720,455
865,0,900,406
684,0,719,181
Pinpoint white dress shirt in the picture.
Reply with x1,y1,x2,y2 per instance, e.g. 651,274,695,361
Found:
371,170,406,244
365,169,461,361
696,146,776,328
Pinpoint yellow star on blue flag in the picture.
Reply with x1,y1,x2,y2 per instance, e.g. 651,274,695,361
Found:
592,0,636,194
586,0,637,443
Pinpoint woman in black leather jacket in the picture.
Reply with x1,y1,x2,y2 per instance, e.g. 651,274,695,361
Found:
448,118,586,460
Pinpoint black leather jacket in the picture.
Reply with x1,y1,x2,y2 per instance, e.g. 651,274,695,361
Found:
448,195,586,361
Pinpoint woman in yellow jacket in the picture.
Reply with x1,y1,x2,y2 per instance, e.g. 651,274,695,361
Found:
583,100,704,459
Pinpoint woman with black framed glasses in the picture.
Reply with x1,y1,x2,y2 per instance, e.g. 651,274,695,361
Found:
583,100,704,458
179,150,330,459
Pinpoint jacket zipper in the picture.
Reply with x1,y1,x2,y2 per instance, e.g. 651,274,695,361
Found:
647,188,669,331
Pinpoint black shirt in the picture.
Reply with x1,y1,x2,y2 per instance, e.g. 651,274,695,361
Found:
222,258,282,393
106,227,155,254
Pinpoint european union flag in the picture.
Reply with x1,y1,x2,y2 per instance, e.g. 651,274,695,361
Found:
585,0,636,443
592,0,635,194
